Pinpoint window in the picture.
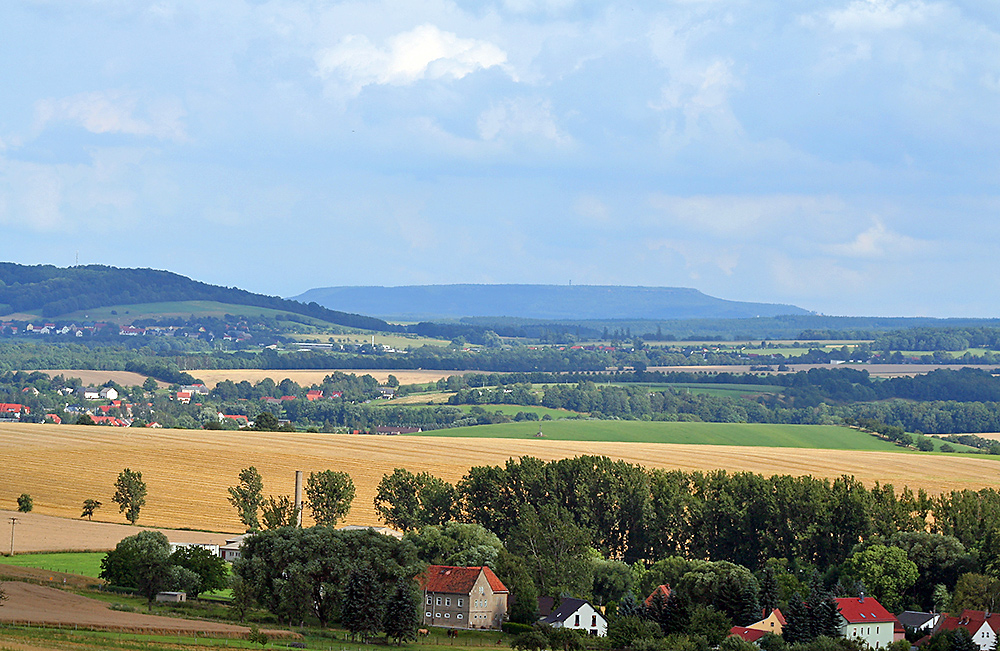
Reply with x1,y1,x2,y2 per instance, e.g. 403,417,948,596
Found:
446,598,451,606
435,613,440,618
426,612,432,618
445,613,450,619
479,586,485,595
436,597,442,606
458,614,463,620
592,615,597,627
458,599,463,607
427,596,432,605
574,615,580,627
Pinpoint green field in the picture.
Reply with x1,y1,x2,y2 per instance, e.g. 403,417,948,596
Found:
408,420,972,452
0,551,104,577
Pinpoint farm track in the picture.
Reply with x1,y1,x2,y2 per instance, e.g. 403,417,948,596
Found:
3,423,1000,541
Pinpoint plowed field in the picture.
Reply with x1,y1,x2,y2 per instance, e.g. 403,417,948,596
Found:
3,423,999,539
0,581,291,637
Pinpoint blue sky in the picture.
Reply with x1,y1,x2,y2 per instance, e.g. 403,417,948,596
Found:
1,0,998,317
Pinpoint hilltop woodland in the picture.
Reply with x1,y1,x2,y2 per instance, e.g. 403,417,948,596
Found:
13,365,1000,440
155,456,1000,651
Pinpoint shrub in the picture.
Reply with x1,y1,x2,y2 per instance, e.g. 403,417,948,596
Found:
17,493,32,512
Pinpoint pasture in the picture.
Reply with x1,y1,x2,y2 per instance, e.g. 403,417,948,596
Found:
0,551,104,577
410,420,908,449
2,423,999,541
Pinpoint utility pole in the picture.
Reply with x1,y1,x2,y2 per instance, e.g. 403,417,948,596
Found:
9,516,18,555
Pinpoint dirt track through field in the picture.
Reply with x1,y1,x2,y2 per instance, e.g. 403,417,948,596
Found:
0,581,289,637
3,423,1000,543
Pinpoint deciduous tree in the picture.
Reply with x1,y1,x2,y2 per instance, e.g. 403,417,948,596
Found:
113,468,147,525
228,466,264,531
81,499,102,520
305,470,355,526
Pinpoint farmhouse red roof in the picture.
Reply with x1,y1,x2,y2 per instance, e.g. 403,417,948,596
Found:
836,597,896,624
644,584,672,607
417,566,508,594
730,627,767,643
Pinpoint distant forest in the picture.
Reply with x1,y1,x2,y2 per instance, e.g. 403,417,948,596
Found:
0,263,395,331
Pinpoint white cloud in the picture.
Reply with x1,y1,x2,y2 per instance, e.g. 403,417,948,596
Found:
33,90,186,141
822,0,940,32
824,218,926,258
477,98,571,145
647,194,846,238
315,24,510,94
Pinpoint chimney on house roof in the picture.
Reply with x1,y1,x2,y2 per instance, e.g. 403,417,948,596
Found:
859,591,865,603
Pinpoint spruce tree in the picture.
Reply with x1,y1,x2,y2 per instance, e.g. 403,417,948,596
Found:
342,569,386,642
737,581,762,627
662,591,691,636
618,591,644,619
383,578,419,645
783,592,810,644
759,566,779,616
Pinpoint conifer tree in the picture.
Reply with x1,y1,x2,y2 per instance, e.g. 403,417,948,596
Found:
383,578,419,645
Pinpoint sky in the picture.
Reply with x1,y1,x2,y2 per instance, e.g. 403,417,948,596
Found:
1,0,998,317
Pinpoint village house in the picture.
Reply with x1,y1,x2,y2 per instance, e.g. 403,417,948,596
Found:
935,610,1000,651
540,597,608,637
0,403,30,421
836,596,899,649
418,565,508,630
220,534,249,562
897,611,940,637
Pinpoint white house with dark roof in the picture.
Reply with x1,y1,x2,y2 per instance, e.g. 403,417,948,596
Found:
541,598,607,637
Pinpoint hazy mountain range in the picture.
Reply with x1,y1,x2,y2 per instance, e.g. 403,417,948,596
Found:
291,285,811,321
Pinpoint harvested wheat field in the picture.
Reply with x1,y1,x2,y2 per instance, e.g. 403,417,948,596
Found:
0,509,229,553
0,581,292,638
2,423,999,537
185,368,474,388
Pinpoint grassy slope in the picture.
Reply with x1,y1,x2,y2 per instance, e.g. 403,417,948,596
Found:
0,551,104,577
407,420,971,451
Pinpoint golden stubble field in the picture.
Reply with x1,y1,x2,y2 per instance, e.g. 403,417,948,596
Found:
3,423,1000,541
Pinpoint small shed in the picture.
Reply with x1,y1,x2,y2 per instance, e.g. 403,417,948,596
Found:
155,591,187,602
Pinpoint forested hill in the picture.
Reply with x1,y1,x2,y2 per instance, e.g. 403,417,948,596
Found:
292,284,812,320
0,263,397,331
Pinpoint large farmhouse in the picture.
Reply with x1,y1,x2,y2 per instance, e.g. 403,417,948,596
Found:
417,565,508,630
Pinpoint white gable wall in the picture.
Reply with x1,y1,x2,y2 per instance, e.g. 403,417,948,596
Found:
552,602,607,637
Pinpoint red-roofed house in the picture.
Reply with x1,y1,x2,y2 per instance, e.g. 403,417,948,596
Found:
306,390,324,401
729,627,767,644
836,596,899,649
175,391,191,404
45,413,62,424
747,609,786,636
644,584,672,608
91,415,129,427
0,403,30,420
936,610,1000,650
417,565,508,630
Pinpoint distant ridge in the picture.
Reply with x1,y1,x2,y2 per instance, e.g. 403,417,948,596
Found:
291,284,811,321
0,263,398,331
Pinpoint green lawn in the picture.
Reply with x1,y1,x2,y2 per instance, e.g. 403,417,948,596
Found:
0,551,105,577
406,420,917,450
